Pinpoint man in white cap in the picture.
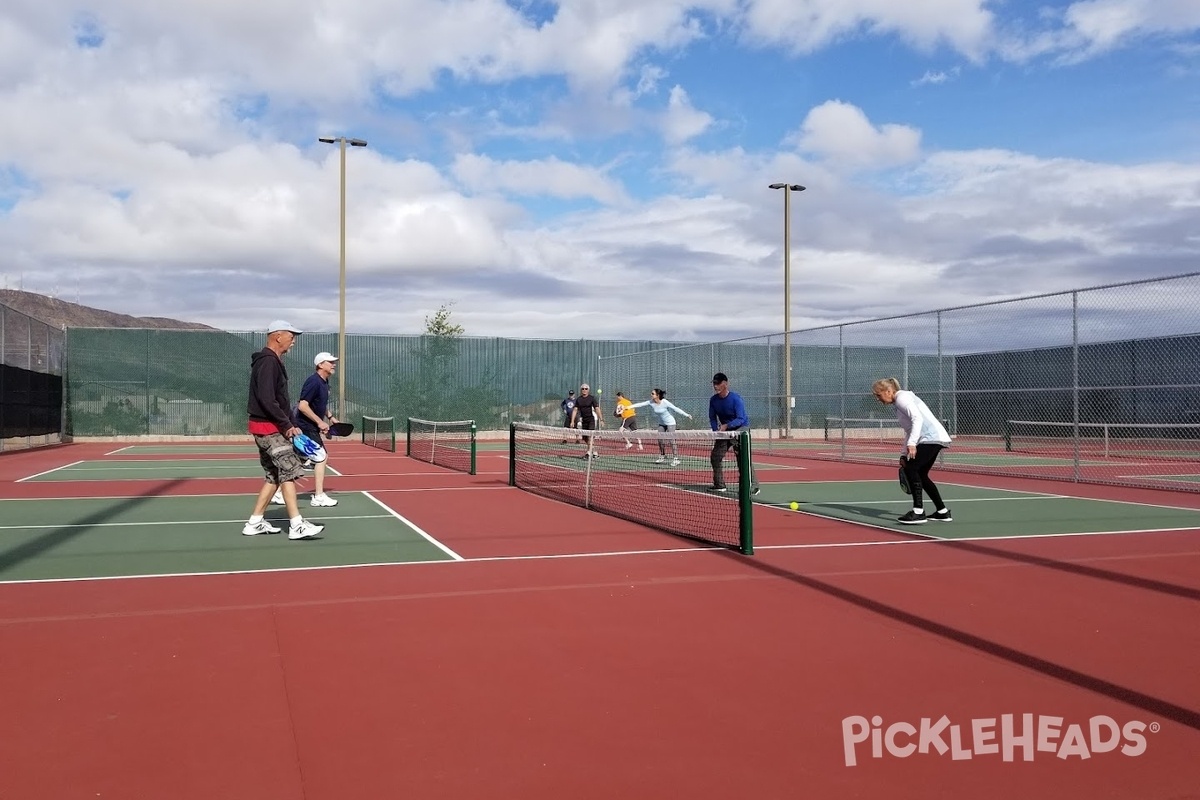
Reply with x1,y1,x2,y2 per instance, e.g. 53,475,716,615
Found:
241,320,324,540
285,351,341,507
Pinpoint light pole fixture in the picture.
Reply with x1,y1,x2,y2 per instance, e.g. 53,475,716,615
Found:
768,182,806,439
318,136,367,416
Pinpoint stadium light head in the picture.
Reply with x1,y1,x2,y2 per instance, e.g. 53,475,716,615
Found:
349,138,368,147
318,136,336,144
769,183,806,192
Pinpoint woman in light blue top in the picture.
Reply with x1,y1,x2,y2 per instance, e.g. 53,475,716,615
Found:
629,388,692,465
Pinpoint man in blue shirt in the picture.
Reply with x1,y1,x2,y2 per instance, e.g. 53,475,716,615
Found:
287,352,341,507
708,372,759,495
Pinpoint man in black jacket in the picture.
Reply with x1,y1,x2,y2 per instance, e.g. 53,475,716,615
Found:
241,320,324,540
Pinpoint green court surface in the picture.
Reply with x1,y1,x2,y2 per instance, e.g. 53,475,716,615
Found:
754,480,1200,539
24,459,343,482
0,493,456,581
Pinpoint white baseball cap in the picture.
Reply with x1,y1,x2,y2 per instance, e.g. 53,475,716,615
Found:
314,352,339,366
267,319,303,334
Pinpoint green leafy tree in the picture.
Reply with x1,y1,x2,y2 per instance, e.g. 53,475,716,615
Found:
389,303,506,425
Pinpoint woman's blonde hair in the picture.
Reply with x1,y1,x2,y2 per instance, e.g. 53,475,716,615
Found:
872,377,901,394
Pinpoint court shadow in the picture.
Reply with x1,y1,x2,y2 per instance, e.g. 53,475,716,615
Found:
806,503,900,523
797,503,1200,603
722,550,1200,732
0,478,192,574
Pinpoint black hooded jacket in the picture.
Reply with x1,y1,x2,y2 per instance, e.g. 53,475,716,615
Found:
247,348,294,434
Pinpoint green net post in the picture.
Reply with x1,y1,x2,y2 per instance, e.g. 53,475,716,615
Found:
736,429,755,555
469,421,477,475
406,417,413,456
361,416,366,446
1004,420,1012,452
508,423,517,486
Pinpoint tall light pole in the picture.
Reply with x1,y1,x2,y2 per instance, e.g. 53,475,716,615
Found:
768,183,805,438
318,135,367,416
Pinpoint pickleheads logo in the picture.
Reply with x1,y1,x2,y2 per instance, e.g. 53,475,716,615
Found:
842,714,1159,767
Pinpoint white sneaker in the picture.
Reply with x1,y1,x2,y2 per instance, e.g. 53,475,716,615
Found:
655,456,666,464
625,442,633,449
310,494,338,507
270,489,284,505
637,443,644,450
670,458,681,466
288,519,324,540
242,519,281,536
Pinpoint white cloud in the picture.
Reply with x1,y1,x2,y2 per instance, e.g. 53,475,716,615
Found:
790,101,922,170
451,154,629,205
740,0,994,60
1063,0,1200,55
911,66,961,85
0,2,1198,343
660,86,714,144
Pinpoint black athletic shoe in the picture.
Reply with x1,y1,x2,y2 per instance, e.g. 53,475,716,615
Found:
930,509,952,522
709,485,728,493
897,510,927,525
751,487,761,496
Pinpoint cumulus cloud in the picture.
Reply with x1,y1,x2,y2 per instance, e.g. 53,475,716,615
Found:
0,1,1198,341
660,86,714,144
740,0,995,60
451,153,629,205
790,101,922,170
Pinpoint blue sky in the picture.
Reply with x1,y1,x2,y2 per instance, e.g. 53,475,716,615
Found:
0,0,1198,341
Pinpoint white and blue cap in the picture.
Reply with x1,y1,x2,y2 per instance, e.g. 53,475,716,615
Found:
267,319,303,334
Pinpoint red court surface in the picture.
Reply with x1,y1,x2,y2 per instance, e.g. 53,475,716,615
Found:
1,440,1198,799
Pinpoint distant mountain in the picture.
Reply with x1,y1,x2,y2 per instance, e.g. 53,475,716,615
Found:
0,290,214,330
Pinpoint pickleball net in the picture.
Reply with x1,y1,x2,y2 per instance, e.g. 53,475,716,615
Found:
407,418,478,475
508,422,755,554
362,415,397,452
1005,420,1200,460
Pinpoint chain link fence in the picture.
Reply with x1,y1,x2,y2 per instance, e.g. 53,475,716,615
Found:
63,272,1200,493
1,304,64,451
64,329,682,438
598,272,1200,493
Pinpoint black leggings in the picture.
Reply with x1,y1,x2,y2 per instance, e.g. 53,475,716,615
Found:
904,443,947,511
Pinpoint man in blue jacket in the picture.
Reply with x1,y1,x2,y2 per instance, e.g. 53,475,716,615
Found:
708,372,759,495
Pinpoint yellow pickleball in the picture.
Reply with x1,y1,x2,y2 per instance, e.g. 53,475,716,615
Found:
789,501,800,511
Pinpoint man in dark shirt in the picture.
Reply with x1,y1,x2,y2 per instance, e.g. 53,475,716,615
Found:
561,389,577,443
242,320,324,540
293,352,341,508
569,383,603,457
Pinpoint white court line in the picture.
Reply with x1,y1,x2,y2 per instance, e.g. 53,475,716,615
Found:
104,446,138,455
759,526,1200,549
362,490,464,561
0,514,394,532
15,461,85,483
4,529,1197,588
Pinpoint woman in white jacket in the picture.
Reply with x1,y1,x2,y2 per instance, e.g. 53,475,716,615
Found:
629,388,692,466
872,377,952,525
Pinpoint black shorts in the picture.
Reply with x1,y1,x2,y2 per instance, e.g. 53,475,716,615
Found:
620,418,637,430
580,417,596,431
